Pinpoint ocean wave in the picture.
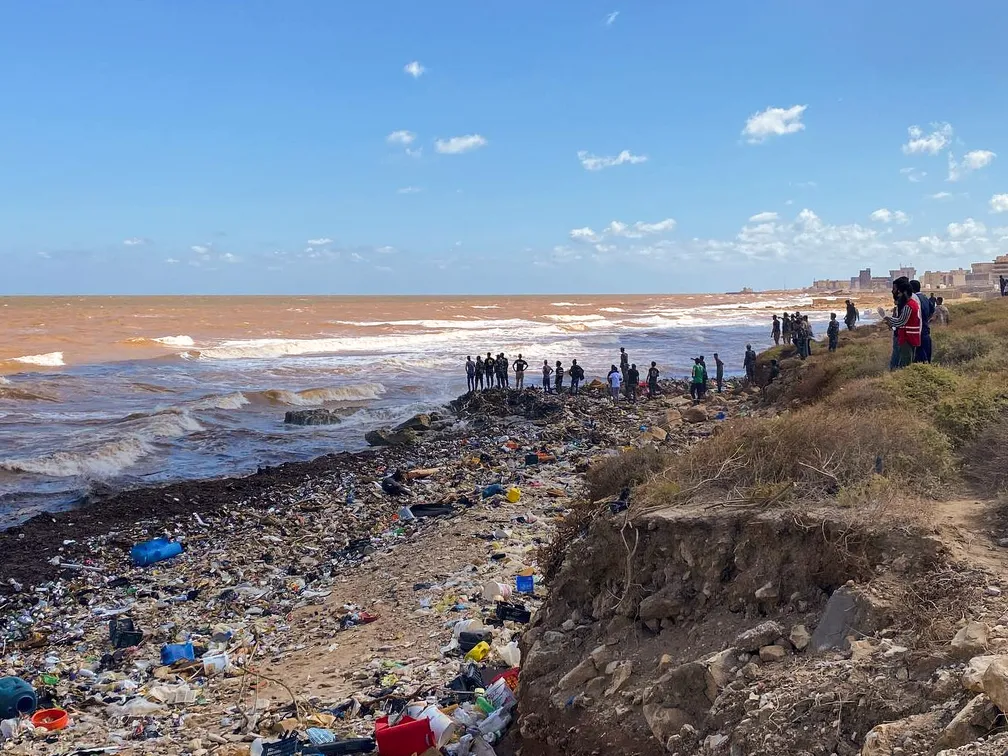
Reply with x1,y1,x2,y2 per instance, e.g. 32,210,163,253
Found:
0,386,60,402
1,410,204,478
9,352,64,367
550,302,591,307
331,318,533,330
189,392,251,411
127,335,196,347
256,384,386,406
471,305,500,310
0,376,9,385
598,307,625,312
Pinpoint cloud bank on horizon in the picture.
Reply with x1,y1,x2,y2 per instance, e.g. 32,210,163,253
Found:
2,2,1007,295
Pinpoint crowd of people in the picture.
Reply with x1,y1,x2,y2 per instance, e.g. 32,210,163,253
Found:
882,278,951,369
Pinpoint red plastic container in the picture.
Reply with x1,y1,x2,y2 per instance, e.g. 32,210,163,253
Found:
374,714,436,756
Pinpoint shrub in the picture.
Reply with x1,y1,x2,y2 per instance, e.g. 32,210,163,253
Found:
932,383,1008,445
932,332,997,365
586,446,671,502
962,414,1008,496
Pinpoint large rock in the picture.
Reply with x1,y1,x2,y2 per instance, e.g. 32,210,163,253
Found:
556,658,598,692
734,621,784,653
981,656,1008,711
810,585,884,652
681,406,708,424
934,694,998,750
790,624,811,652
364,428,417,447
963,655,1000,693
394,413,431,432
284,408,343,425
664,410,684,428
639,591,683,622
605,661,634,696
952,622,990,659
704,648,737,699
643,705,693,745
759,645,786,663
644,661,715,716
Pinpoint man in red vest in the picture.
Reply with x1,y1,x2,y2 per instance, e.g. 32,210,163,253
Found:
883,276,921,370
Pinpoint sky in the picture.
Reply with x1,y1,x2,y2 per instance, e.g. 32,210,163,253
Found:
2,1,1008,295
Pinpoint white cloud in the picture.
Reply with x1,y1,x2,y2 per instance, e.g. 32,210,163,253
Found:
869,208,909,224
902,122,953,155
576,149,648,171
191,245,210,254
404,60,425,78
605,11,619,25
929,191,953,200
742,105,807,144
948,149,996,181
387,130,416,146
947,218,986,238
633,218,677,234
990,194,1008,214
748,211,778,222
900,167,927,183
123,237,148,246
570,218,676,242
569,227,599,242
307,237,333,245
222,252,239,263
405,147,423,159
435,134,488,154
397,186,422,194
165,258,179,264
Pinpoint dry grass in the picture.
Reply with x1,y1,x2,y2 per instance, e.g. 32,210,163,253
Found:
962,414,1008,496
586,447,671,502
893,564,986,647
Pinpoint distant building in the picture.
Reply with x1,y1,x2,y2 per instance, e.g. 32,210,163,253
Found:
813,279,848,291
889,266,917,281
858,268,872,290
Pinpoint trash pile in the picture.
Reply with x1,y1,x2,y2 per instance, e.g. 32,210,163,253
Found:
0,383,762,755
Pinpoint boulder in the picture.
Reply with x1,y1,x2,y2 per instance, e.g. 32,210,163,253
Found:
963,655,999,693
681,406,708,424
644,661,715,714
934,694,999,750
952,622,989,659
284,409,343,426
664,410,684,427
605,661,634,696
557,657,598,692
810,585,884,652
981,656,1008,711
734,621,784,653
643,426,667,443
754,581,779,601
704,648,737,699
643,705,693,745
759,645,786,663
364,428,417,447
789,624,810,652
394,413,431,432
639,591,683,622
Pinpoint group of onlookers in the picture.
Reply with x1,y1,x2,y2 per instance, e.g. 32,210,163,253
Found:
883,278,950,369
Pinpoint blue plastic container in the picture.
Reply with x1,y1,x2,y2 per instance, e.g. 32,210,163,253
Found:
482,483,505,499
160,642,195,665
0,676,37,719
131,538,183,567
515,574,535,594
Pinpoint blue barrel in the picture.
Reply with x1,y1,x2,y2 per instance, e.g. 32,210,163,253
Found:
515,574,535,594
131,538,183,567
0,676,37,719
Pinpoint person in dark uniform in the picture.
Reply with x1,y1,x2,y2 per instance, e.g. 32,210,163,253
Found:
554,361,565,394
627,363,639,402
474,356,484,391
541,360,553,393
647,361,660,398
713,352,724,393
484,352,495,389
466,356,476,392
771,315,781,346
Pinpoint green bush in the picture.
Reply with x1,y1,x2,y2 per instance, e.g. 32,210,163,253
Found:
932,384,1008,444
933,332,997,365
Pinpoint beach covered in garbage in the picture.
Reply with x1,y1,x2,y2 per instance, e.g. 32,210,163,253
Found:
0,379,755,755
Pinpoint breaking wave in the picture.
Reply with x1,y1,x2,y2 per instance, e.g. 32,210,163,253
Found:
0,386,60,402
189,392,251,411
256,384,386,406
9,352,65,367
127,335,196,347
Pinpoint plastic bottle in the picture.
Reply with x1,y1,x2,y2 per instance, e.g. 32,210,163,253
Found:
130,538,183,567
477,709,512,739
0,677,37,719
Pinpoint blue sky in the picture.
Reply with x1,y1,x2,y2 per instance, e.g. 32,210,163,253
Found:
2,1,1007,295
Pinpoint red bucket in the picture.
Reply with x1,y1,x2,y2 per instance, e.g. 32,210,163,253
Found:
375,714,436,756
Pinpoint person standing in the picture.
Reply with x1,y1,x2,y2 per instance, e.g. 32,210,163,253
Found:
512,353,528,389
928,293,937,311
690,358,705,404
569,359,584,395
769,359,780,383
541,360,553,393
474,356,484,391
607,364,621,403
782,313,792,345
883,276,921,370
647,361,660,398
771,315,781,346
627,363,639,402
713,353,724,394
743,345,757,383
911,280,933,364
827,313,840,352
466,356,477,393
844,300,859,331
619,347,630,386
699,356,709,400
933,296,950,326
554,361,565,394
484,352,495,390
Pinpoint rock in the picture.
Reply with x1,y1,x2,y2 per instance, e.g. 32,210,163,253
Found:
754,581,778,601
642,704,693,744
557,657,598,692
741,662,759,681
364,428,417,447
645,661,715,716
863,715,935,756
394,413,431,432
963,655,999,693
605,661,634,696
849,639,877,662
704,733,729,752
664,410,683,427
811,585,884,652
952,622,990,658
681,406,708,424
523,640,567,679
935,694,998,749
704,648,737,698
981,656,1008,711
643,426,667,443
585,676,607,699
659,654,674,672
734,621,784,653
590,645,612,668
789,624,810,651
284,408,344,425
639,591,683,622
758,645,786,663
987,586,1002,597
